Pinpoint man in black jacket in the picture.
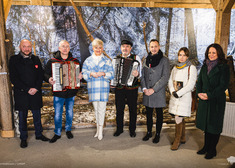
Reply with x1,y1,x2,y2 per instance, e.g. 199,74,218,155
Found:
9,39,50,148
44,40,82,143
113,40,142,137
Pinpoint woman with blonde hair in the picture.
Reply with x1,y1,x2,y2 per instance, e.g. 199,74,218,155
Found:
82,38,114,140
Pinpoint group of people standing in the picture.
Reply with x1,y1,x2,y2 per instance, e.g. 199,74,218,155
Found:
9,38,230,160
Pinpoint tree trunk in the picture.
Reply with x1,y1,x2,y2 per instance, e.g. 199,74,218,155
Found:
155,9,160,41
185,8,199,65
76,15,90,65
165,8,173,57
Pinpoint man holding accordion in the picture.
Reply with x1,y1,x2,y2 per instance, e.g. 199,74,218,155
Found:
112,40,142,137
44,40,82,143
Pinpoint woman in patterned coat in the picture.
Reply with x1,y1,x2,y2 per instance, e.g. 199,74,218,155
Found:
82,38,114,140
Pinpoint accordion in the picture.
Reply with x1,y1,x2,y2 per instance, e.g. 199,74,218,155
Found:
111,57,140,87
52,61,80,91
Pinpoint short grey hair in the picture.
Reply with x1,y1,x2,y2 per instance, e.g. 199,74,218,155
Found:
92,38,103,47
59,40,70,47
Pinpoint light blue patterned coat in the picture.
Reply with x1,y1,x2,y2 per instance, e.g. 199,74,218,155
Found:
82,53,114,102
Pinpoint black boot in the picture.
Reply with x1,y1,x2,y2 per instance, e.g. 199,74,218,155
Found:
205,133,220,159
197,132,209,155
153,133,160,143
142,132,152,141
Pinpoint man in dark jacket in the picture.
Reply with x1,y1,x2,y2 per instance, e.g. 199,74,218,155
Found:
9,39,50,148
113,40,142,137
44,40,82,143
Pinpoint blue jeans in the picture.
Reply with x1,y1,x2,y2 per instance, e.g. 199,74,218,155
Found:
19,109,43,140
53,96,75,136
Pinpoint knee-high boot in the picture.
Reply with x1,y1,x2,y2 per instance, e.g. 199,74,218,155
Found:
205,133,220,159
180,119,186,144
197,132,210,155
171,122,183,150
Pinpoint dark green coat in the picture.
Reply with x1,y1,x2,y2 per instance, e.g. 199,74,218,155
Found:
196,63,230,134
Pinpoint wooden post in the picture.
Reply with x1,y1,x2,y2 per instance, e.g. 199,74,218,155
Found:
212,0,235,55
0,0,14,138
3,0,12,22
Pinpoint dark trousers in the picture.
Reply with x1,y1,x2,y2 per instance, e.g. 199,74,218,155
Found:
115,88,138,132
145,107,163,134
203,132,220,154
19,109,43,140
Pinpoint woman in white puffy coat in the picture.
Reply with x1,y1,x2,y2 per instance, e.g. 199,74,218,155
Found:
168,47,197,150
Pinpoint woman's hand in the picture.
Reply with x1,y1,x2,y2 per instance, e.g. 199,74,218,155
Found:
90,72,99,78
198,93,208,100
97,72,105,77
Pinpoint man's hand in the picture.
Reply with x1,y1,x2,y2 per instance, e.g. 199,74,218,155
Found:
28,88,38,95
144,88,154,96
132,70,139,77
78,72,83,80
49,77,55,85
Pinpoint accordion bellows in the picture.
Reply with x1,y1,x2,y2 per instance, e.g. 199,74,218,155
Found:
52,61,80,91
111,57,139,87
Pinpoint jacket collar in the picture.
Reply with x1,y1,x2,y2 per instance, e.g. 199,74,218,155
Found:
207,64,221,78
53,51,73,61
90,53,106,68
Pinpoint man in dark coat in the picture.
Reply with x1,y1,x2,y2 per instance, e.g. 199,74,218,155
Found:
113,40,142,137
44,40,82,143
9,39,50,148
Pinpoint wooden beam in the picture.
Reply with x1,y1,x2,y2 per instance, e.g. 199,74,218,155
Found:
0,0,14,138
209,0,218,9
214,0,234,55
223,0,235,12
11,0,216,8
3,0,12,22
30,0,52,5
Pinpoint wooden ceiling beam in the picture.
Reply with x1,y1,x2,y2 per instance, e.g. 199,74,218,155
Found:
10,0,235,9
10,0,214,8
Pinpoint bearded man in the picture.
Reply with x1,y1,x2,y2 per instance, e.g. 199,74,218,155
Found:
9,39,50,148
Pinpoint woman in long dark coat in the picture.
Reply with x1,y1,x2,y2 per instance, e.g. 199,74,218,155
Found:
196,43,230,159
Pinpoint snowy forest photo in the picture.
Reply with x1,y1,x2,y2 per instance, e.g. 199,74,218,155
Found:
6,6,235,66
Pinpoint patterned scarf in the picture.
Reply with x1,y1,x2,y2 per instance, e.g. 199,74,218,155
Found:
176,59,191,69
206,58,218,74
